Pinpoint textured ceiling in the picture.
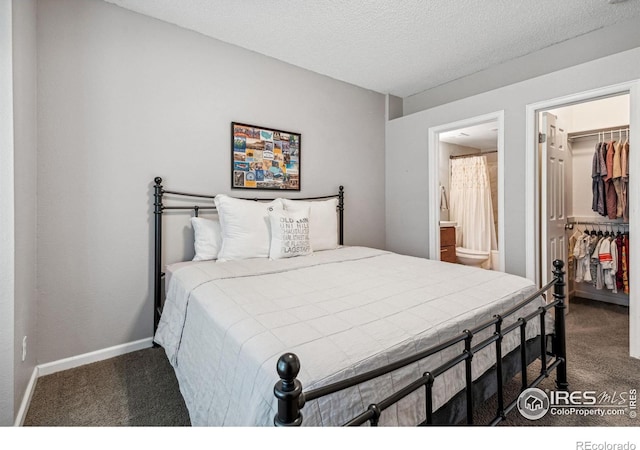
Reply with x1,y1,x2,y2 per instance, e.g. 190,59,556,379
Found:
103,0,640,97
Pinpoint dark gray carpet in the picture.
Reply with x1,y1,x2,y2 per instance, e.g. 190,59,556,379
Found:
24,297,639,426
24,345,190,426
476,297,640,426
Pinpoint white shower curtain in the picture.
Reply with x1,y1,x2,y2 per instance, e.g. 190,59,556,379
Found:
449,155,497,265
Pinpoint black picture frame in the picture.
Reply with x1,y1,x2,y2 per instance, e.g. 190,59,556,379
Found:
231,122,301,191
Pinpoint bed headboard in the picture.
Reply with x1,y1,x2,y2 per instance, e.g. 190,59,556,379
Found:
152,176,344,333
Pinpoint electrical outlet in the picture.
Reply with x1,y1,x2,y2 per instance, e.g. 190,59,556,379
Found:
22,336,27,362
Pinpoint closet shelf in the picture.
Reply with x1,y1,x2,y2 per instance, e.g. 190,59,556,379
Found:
567,124,629,141
566,216,629,225
566,219,629,225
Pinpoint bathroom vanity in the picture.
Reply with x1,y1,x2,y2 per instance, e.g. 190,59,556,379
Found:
440,225,457,263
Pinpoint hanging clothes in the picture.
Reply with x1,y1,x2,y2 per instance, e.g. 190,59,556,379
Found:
571,226,629,296
599,142,608,218
623,234,630,294
573,231,590,283
605,140,617,220
621,140,630,223
590,135,629,221
569,229,583,282
592,142,606,215
612,141,624,218
587,232,600,284
570,124,629,304
600,236,617,292
592,234,605,290
616,233,624,291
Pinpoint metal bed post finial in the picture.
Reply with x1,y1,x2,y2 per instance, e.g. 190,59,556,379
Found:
552,259,568,391
274,353,304,426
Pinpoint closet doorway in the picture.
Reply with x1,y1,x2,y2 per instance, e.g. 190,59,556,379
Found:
526,81,640,358
427,111,505,272
542,95,630,309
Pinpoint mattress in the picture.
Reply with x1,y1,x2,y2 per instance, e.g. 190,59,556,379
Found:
154,246,549,426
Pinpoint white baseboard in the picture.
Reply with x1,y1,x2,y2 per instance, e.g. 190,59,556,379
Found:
14,366,38,427
38,337,154,377
14,337,155,426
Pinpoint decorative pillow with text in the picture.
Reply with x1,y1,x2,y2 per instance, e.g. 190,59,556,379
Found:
268,207,313,260
281,198,339,251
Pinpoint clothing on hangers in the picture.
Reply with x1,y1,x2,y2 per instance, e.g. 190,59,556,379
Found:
621,140,630,223
592,142,609,216
604,140,617,220
571,224,628,296
615,233,624,291
591,234,605,290
569,228,582,282
573,231,590,283
612,141,623,218
599,235,617,292
590,130,629,220
623,234,630,294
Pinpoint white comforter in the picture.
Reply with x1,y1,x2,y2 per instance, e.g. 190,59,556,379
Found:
154,247,546,426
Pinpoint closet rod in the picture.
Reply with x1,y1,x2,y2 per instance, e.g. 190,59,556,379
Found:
567,221,629,226
450,150,497,160
565,220,629,230
567,126,629,141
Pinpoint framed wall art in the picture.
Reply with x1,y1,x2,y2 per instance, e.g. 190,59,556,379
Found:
231,122,300,191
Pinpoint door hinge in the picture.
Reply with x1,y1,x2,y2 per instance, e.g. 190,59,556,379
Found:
539,132,546,144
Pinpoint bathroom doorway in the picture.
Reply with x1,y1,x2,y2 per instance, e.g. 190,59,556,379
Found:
428,111,505,272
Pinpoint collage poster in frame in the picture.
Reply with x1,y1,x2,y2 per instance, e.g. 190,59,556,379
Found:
231,122,300,191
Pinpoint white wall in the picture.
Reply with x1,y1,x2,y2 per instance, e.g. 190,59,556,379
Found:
12,0,38,419
0,0,16,427
36,0,386,364
386,46,640,277
567,95,630,133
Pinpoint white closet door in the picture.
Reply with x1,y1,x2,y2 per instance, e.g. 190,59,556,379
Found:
541,112,569,307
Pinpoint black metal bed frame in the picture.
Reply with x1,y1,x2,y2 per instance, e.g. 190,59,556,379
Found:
152,176,568,427
274,262,568,426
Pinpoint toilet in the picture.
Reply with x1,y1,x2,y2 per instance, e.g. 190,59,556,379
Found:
455,247,490,267
490,250,500,270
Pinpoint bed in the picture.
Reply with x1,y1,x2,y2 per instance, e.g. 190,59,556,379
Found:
151,177,568,427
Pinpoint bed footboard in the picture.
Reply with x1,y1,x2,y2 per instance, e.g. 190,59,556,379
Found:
274,260,568,427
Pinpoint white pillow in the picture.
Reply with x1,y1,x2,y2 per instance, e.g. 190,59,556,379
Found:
191,217,222,261
214,194,284,261
282,198,339,251
268,207,312,260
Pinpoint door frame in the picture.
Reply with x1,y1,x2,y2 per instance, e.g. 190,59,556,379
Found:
525,80,640,359
427,110,505,271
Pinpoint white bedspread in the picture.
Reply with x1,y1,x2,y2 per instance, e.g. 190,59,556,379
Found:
154,246,548,426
